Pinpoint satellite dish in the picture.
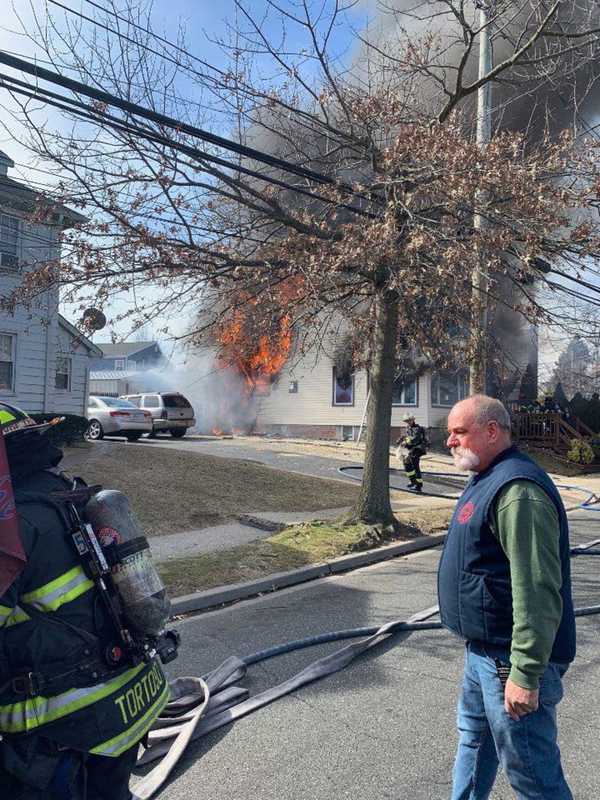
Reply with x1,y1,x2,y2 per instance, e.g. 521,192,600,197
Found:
82,308,107,331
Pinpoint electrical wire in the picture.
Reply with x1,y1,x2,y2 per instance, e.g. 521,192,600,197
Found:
0,50,375,206
0,70,376,219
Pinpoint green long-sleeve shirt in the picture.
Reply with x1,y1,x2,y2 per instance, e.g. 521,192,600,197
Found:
490,480,564,690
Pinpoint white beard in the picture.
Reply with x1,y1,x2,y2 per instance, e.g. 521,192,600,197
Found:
451,447,481,472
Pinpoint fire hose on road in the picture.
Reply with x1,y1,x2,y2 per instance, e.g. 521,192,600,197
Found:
134,546,600,798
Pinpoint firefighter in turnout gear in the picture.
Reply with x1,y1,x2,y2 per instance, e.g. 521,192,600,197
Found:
0,402,171,800
396,413,427,493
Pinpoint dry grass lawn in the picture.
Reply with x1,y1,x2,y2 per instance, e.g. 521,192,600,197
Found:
61,441,360,536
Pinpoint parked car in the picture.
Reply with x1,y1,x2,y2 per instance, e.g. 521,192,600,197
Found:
86,396,152,441
121,392,195,438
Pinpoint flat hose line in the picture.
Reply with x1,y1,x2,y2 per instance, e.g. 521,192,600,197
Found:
134,595,600,797
338,465,600,512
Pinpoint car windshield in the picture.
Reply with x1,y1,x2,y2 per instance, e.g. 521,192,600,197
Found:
163,394,191,408
98,397,138,408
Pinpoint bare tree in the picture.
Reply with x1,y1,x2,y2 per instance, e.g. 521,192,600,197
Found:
2,0,600,525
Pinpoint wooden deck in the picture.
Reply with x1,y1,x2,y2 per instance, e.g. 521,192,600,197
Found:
512,412,596,453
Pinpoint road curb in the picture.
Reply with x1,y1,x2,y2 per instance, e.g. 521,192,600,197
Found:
170,532,446,615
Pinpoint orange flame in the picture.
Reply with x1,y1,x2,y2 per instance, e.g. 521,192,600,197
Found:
211,279,299,434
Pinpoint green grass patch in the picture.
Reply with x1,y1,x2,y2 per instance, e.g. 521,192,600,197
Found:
159,515,443,597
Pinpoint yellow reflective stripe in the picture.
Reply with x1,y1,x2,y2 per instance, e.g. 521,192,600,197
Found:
0,410,16,424
90,680,169,757
5,566,94,628
22,566,90,604
5,606,30,627
0,663,148,734
0,604,13,629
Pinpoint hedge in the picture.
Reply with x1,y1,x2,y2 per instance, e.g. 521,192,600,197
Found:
30,413,89,446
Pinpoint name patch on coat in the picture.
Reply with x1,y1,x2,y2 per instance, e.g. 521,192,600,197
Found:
114,661,166,725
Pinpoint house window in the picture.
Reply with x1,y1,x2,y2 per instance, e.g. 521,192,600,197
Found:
0,214,19,269
332,367,354,406
392,375,418,406
0,333,15,391
431,370,469,407
114,359,126,371
55,356,72,391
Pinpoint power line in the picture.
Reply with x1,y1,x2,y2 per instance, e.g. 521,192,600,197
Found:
0,50,368,204
0,69,376,218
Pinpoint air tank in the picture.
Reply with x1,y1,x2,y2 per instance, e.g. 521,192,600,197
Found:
84,490,170,636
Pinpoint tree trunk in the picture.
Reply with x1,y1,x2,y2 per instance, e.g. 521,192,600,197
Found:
348,290,399,526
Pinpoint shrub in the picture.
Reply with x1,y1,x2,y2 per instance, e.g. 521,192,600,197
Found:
566,437,595,465
30,413,89,446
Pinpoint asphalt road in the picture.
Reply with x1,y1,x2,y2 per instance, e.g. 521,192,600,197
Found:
106,435,465,497
144,512,600,800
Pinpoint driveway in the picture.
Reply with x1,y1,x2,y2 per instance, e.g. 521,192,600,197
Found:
152,512,600,800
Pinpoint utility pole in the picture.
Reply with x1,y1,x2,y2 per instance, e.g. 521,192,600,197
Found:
470,1,494,394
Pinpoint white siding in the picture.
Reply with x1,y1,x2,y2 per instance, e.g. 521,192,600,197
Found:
49,323,93,415
0,204,96,416
257,346,438,430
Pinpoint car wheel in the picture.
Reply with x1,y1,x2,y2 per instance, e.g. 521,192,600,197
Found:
170,429,186,438
86,419,104,441
126,433,142,442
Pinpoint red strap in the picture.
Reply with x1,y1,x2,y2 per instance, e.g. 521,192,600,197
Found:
0,426,26,595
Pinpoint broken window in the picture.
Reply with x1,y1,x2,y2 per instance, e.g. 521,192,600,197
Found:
431,370,468,407
333,367,354,406
392,376,417,406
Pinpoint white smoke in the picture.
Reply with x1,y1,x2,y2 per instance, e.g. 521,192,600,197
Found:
126,347,259,435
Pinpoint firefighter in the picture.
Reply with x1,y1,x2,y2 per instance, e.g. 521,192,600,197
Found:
396,413,427,493
0,402,170,800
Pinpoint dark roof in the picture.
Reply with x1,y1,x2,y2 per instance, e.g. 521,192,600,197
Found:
96,341,159,358
0,175,87,227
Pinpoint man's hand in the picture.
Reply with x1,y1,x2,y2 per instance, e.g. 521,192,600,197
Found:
504,678,539,721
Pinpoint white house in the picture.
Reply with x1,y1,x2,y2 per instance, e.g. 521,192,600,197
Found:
0,151,101,416
255,341,469,442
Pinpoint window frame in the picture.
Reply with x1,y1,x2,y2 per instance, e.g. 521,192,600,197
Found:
0,213,20,271
114,359,126,371
332,366,355,407
430,370,469,408
391,374,419,407
0,332,16,393
54,355,72,392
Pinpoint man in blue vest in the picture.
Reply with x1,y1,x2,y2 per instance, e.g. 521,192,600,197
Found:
438,394,575,800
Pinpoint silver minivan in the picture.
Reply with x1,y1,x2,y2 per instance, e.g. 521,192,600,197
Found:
121,392,196,438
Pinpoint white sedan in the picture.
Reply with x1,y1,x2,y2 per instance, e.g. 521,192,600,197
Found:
86,396,152,442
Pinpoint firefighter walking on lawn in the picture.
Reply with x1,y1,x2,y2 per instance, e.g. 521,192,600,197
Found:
0,402,174,800
396,413,427,493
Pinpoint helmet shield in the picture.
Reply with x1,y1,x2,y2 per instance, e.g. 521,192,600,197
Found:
0,402,61,437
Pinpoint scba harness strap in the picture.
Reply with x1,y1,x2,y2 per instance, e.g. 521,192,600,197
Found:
3,487,134,698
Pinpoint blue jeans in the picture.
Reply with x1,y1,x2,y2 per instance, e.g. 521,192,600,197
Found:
451,643,572,800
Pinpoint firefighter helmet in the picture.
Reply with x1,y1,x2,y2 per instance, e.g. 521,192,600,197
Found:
0,401,61,438
402,413,416,423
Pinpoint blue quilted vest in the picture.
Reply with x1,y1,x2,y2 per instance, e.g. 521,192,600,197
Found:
437,446,576,663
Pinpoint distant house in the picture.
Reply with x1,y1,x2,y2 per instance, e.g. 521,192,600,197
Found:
90,341,164,372
0,151,102,416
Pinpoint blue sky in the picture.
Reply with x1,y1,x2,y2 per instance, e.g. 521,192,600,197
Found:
0,1,369,345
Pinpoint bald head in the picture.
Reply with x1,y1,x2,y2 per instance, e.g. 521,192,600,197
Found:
447,395,512,473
